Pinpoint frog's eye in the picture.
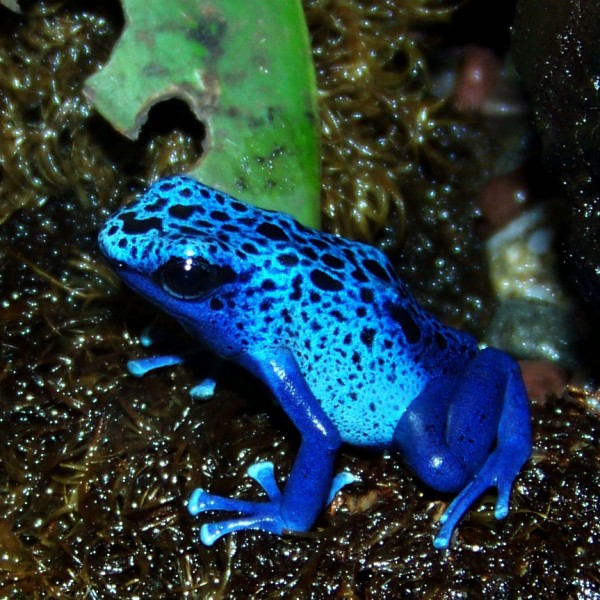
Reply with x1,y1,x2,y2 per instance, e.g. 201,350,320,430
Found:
157,257,232,299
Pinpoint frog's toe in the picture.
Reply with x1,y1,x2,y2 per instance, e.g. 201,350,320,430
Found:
494,480,512,520
327,472,356,504
127,354,186,376
246,461,282,500
189,377,217,400
200,510,284,546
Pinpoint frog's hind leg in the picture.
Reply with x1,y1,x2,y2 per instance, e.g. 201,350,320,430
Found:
393,347,531,549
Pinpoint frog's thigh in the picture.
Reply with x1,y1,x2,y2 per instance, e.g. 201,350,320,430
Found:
393,348,523,492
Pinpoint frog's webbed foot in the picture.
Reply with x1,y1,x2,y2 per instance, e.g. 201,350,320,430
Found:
188,462,355,546
433,449,524,549
127,353,217,400
126,326,219,400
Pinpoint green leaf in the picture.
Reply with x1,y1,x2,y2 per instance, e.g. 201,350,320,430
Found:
85,0,320,226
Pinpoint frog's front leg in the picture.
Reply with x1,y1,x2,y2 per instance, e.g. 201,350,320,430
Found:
188,348,350,545
393,347,531,549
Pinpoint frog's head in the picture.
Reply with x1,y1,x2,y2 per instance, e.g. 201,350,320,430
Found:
98,175,329,331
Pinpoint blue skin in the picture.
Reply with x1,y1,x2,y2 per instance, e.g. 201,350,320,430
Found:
98,175,531,549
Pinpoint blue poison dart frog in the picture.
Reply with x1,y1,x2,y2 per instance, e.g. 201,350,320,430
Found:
98,175,531,549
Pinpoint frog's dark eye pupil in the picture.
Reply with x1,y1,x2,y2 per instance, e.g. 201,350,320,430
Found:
157,257,219,299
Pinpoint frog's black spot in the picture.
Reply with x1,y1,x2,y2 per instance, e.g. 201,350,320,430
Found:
245,288,256,297
389,303,421,344
434,331,447,350
360,288,374,303
231,201,248,212
384,339,393,349
210,297,224,310
191,219,214,229
304,339,311,350
343,333,352,344
310,269,343,292
363,259,391,283
351,268,368,283
210,210,230,222
310,321,323,332
277,253,299,267
217,232,229,243
356,307,367,318
146,197,168,212
369,402,376,412
290,233,307,244
281,308,292,323
343,248,359,263
310,237,329,250
261,279,276,291
256,222,289,241
222,223,240,233
309,291,321,303
239,217,257,227
159,182,176,192
200,187,210,199
321,253,345,270
106,224,119,236
241,242,259,254
265,315,275,324
259,298,274,311
179,187,193,198
290,274,302,300
215,193,225,205
352,351,360,365
360,327,376,348
118,238,127,248
300,246,318,261
179,225,202,236
330,309,346,322
120,214,163,235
